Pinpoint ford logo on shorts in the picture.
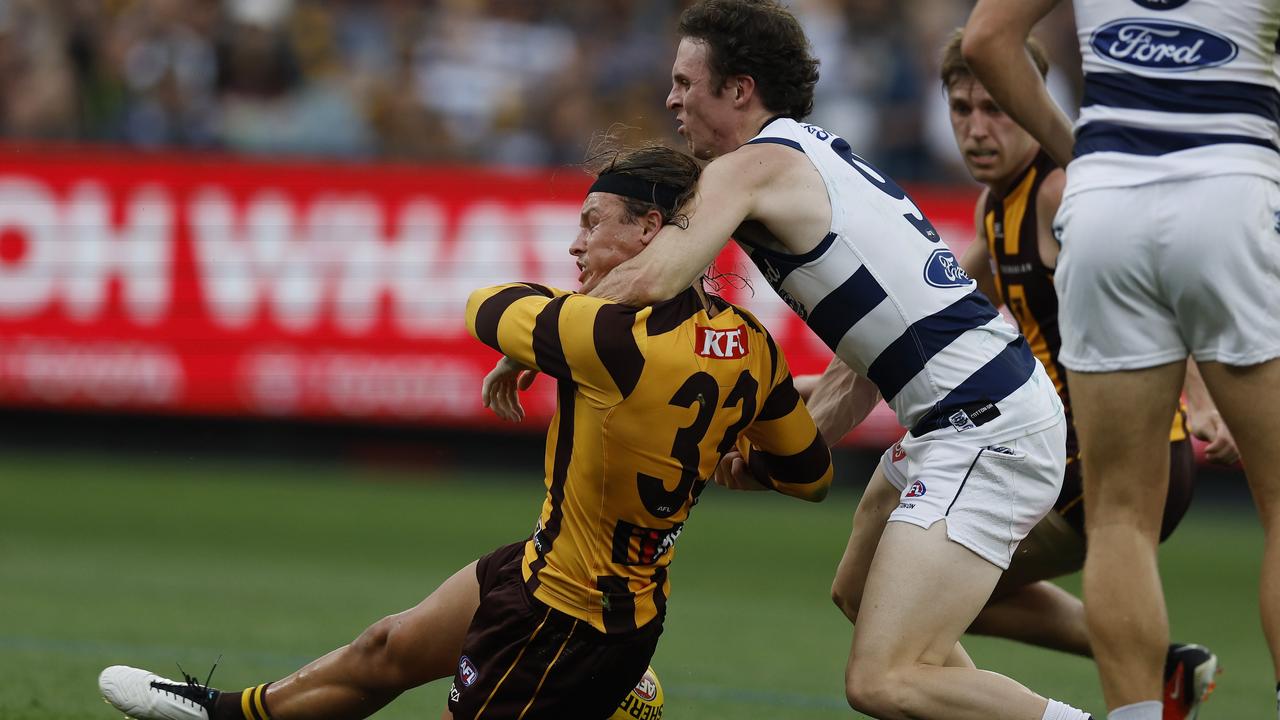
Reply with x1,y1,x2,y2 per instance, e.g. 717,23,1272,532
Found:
922,249,970,288
1090,19,1238,71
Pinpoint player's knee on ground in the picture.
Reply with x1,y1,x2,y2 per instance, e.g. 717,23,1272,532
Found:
844,662,911,717
348,614,420,689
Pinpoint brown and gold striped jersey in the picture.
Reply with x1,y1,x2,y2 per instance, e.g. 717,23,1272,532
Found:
466,283,832,634
983,150,1185,446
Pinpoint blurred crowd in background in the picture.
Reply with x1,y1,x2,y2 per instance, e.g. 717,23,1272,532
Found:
0,0,1080,183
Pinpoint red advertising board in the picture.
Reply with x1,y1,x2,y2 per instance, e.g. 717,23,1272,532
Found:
0,145,979,448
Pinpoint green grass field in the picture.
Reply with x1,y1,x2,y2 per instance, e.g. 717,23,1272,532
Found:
0,449,1271,719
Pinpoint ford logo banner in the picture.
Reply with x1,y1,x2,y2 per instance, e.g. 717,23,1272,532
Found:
1091,19,1238,71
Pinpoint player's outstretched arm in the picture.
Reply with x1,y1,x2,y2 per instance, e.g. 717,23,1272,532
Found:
795,356,881,447
963,0,1075,168
588,151,763,305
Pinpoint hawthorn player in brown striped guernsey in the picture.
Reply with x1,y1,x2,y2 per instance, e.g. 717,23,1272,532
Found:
936,29,1237,718
98,143,831,720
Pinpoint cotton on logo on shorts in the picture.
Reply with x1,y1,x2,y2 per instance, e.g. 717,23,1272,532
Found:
905,481,926,498
459,656,480,687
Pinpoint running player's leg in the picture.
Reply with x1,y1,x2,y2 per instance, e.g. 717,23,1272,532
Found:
1195,359,1280,683
100,559,481,720
845,521,1074,719
1072,362,1186,712
830,463,898,623
262,560,481,719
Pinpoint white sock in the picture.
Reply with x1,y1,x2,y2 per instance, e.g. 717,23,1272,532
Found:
1042,699,1092,720
1107,700,1162,720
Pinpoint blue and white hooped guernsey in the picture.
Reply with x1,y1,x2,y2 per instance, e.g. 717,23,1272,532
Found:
743,118,1057,437
1068,0,1280,193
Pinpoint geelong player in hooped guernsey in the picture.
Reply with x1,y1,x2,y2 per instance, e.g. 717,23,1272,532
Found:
591,2,1089,719
966,1,1280,719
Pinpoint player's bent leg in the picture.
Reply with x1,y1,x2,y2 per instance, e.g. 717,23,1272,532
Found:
969,511,1090,657
844,521,1067,720
1071,362,1186,713
263,560,482,720
831,463,899,624
1196,358,1280,682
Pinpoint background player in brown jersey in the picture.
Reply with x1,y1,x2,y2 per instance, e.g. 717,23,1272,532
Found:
97,142,833,720
939,28,1238,719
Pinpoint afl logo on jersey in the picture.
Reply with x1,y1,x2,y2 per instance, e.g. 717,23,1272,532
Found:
923,249,971,288
1129,0,1190,9
1091,19,1238,71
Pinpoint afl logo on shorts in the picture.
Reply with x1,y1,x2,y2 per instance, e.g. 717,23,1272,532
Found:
905,481,926,498
923,249,971,288
458,656,480,687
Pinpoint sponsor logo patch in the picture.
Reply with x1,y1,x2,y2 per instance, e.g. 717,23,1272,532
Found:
695,325,748,359
633,671,659,702
905,480,926,498
986,445,1016,456
449,683,460,703
891,442,906,463
948,409,978,432
923,249,971,288
1090,19,1238,71
459,656,479,687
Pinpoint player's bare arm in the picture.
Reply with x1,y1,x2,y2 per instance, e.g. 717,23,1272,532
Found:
795,357,880,447
1184,358,1240,465
589,143,829,305
963,0,1075,168
1034,167,1065,269
960,187,1001,304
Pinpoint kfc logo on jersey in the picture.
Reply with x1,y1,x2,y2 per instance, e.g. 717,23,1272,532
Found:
458,656,480,687
891,442,906,463
905,481,926,498
696,326,748,359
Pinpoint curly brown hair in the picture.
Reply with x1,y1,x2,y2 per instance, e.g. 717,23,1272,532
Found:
678,0,820,120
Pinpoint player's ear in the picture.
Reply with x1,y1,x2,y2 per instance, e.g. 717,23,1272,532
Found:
639,209,664,245
731,75,755,107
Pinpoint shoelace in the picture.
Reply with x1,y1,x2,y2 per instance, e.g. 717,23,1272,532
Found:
151,657,221,708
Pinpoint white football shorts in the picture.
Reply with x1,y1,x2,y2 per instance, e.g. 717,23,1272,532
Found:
1055,174,1280,371
881,368,1067,569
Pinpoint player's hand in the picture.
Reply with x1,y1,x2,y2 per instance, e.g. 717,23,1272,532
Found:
793,374,819,402
1188,410,1240,465
481,356,538,422
713,450,771,492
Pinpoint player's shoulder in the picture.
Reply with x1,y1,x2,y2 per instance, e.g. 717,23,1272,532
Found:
1035,166,1066,214
707,140,809,190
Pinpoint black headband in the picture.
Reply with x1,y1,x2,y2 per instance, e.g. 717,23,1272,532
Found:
588,173,683,213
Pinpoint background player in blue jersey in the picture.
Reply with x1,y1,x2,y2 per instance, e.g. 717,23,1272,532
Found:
964,2,1280,720
588,1,1092,718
